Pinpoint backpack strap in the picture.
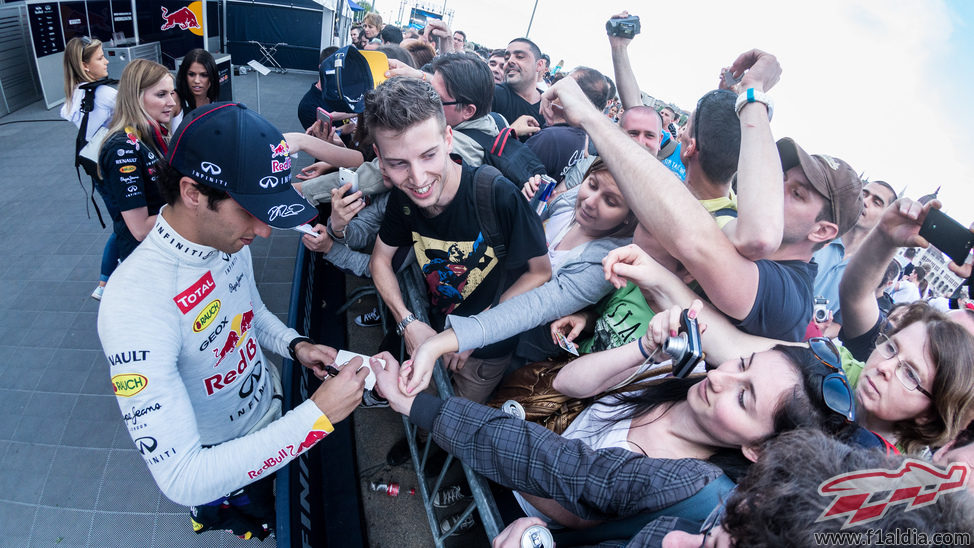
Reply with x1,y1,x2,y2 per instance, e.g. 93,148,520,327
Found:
657,134,677,160
455,127,494,155
471,165,507,261
491,127,521,155
488,111,508,129
74,79,116,229
712,207,738,219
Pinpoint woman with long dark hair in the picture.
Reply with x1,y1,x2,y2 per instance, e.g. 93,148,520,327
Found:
173,49,219,126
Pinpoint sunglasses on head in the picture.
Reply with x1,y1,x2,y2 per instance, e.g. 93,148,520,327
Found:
807,337,856,423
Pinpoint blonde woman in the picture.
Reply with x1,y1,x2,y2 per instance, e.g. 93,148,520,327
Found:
61,36,118,299
97,59,176,260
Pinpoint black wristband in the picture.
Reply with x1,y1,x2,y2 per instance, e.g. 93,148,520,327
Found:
288,336,313,362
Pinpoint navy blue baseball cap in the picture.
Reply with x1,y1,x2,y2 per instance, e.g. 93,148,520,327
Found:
168,102,317,229
319,46,389,113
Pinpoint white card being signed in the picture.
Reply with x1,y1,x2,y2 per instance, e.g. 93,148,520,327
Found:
335,350,384,390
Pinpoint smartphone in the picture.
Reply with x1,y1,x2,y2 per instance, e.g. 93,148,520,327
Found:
919,208,974,266
338,167,359,196
721,68,742,88
316,107,333,135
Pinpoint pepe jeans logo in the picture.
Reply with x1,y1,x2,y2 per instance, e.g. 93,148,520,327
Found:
816,459,967,529
200,162,222,175
267,204,304,221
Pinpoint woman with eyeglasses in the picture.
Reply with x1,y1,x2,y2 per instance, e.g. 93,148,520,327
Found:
96,59,175,261
61,36,118,300
837,197,974,453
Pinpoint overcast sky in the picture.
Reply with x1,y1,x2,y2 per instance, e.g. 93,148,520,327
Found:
376,0,974,227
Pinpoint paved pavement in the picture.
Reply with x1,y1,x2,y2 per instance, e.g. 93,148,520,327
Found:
0,69,433,547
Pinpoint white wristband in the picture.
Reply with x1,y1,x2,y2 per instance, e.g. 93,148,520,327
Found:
735,88,774,121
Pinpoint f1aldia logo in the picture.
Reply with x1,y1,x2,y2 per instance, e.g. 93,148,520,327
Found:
816,459,968,529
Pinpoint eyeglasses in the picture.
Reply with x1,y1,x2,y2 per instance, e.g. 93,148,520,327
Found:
440,100,467,107
698,491,731,548
807,337,856,422
874,333,933,399
81,36,92,46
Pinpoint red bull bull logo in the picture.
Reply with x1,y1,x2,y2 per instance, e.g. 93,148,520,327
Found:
211,308,255,367
160,6,200,31
269,140,289,158
247,416,333,479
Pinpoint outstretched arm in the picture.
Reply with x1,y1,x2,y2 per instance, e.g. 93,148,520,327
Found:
719,49,784,260
607,11,642,110
840,198,938,338
542,78,760,320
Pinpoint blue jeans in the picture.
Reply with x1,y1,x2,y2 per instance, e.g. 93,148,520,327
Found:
99,232,120,282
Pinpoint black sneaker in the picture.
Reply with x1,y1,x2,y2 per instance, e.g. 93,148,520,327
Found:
360,388,389,408
354,307,382,327
439,512,476,536
432,484,471,508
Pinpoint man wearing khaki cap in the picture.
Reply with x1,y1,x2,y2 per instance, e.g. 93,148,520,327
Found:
542,50,863,341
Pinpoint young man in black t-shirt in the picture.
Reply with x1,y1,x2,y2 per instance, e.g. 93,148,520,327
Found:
368,77,551,402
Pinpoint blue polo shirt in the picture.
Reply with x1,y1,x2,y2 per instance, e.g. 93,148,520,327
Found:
812,238,847,325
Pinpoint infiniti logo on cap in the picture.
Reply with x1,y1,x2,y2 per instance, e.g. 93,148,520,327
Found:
200,162,222,175
259,176,280,189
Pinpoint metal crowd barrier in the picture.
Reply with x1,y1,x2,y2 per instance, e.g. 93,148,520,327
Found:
397,264,505,545
277,244,366,547
277,243,503,546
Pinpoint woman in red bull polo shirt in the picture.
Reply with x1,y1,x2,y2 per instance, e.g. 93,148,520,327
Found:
96,59,175,260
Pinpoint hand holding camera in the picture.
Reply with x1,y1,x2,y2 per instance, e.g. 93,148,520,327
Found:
605,12,641,40
724,49,781,93
640,301,706,378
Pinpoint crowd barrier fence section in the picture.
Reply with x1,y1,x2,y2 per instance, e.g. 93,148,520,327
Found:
397,263,506,545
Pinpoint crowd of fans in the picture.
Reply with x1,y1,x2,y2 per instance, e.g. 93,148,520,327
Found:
296,10,974,546
67,6,974,547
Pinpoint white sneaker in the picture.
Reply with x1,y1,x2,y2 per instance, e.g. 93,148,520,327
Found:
91,285,105,301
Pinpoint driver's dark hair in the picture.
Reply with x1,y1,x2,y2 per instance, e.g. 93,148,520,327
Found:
158,162,230,210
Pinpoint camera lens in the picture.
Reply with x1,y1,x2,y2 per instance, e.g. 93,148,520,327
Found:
663,333,688,362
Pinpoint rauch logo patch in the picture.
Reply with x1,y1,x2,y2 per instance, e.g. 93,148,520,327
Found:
193,299,221,332
112,373,148,397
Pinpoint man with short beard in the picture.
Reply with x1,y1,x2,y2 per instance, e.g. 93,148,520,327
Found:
492,37,546,139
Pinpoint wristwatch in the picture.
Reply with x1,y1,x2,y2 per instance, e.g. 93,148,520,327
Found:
288,336,313,362
735,88,774,121
396,313,417,335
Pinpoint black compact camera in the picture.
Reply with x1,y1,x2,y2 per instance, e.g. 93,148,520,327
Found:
606,16,641,39
813,296,829,323
664,309,705,378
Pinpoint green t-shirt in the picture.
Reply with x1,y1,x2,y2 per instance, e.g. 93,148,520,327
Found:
579,282,655,354
839,344,864,387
